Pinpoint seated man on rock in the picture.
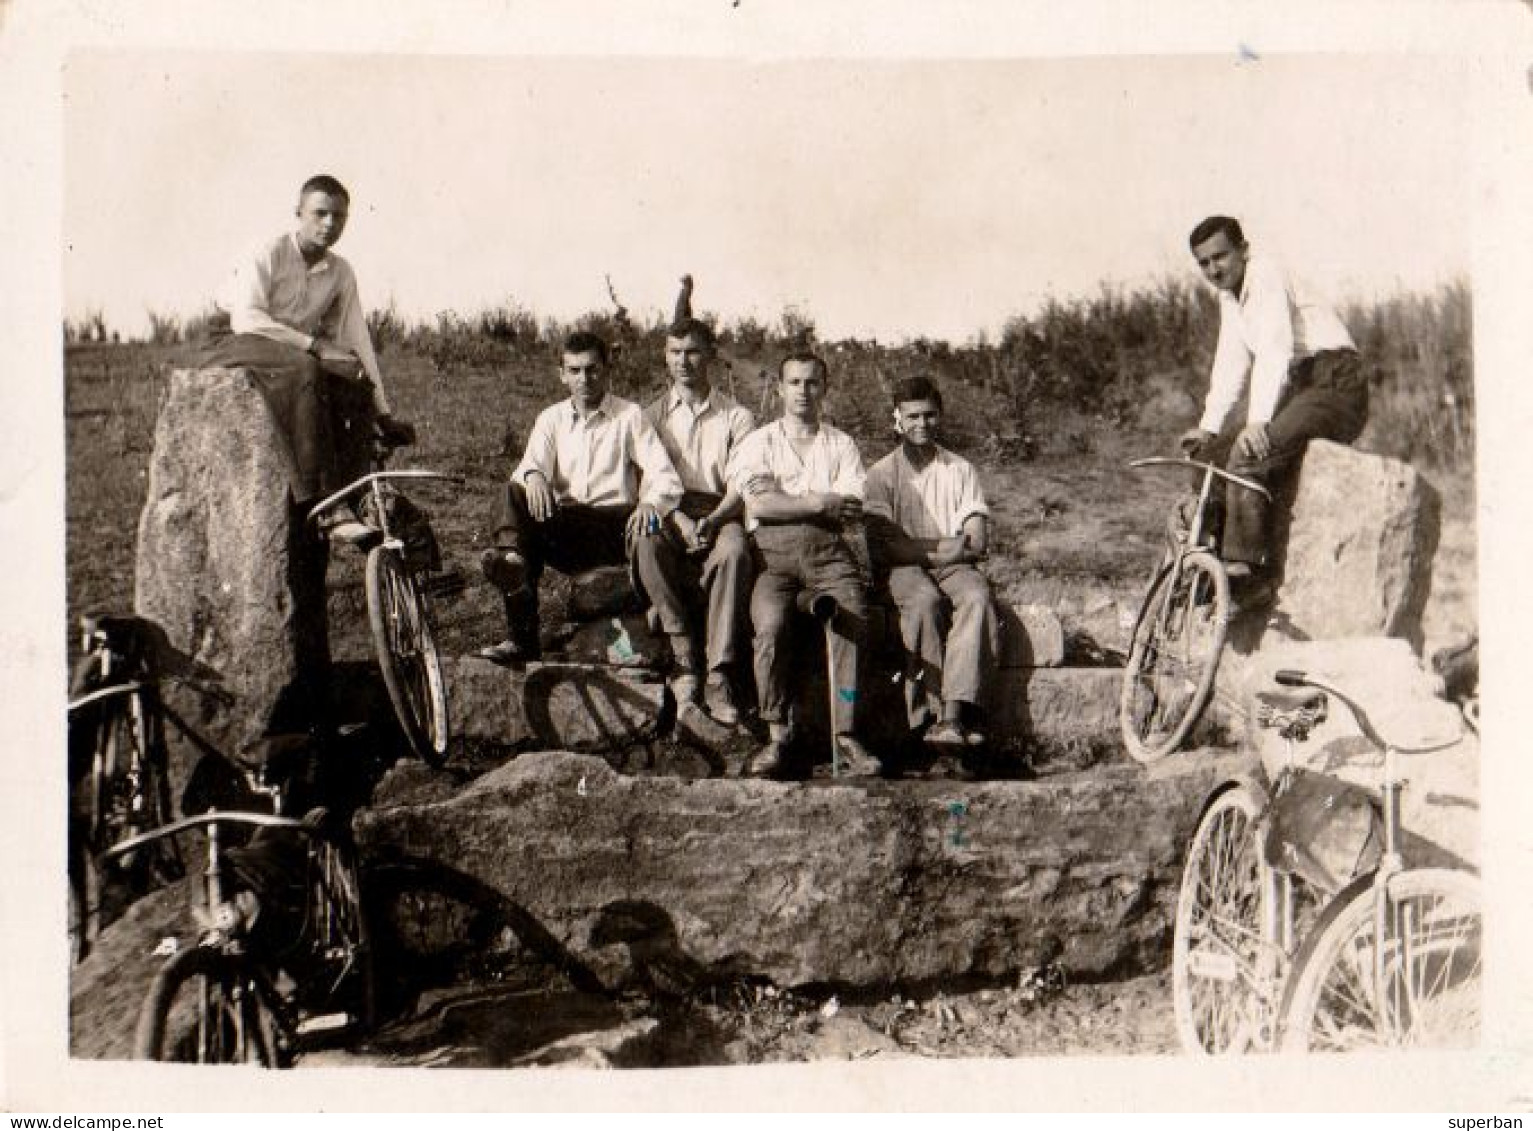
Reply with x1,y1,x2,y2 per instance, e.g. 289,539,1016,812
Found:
1179,215,1369,609
201,173,415,505
727,352,879,779
641,316,757,727
864,375,999,749
479,332,691,678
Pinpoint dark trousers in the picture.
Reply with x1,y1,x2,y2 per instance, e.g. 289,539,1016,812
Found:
1223,349,1369,569
749,522,867,736
492,482,687,650
201,333,376,503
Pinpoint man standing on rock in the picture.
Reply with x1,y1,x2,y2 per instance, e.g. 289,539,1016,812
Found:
641,316,757,728
203,174,414,504
727,352,880,779
479,332,692,683
864,375,999,749
1179,216,1368,608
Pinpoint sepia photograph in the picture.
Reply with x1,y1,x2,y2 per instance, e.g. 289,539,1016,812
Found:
6,0,1533,1114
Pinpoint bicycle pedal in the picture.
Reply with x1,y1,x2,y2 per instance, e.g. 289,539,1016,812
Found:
295,1011,351,1036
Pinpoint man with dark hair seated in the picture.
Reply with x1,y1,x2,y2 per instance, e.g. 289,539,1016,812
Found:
478,331,691,669
640,315,757,726
728,352,879,778
864,375,998,749
1179,215,1369,608
202,174,414,504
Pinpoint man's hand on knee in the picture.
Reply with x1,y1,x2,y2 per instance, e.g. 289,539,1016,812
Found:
524,473,557,522
1178,427,1216,460
626,502,663,540
1232,422,1272,463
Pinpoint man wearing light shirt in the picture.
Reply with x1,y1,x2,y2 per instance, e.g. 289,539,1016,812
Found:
1178,216,1368,605
478,331,689,668
203,174,413,503
641,318,756,725
728,352,879,779
865,375,999,750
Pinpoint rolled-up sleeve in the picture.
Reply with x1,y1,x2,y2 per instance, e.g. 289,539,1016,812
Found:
830,433,866,500
512,407,558,487
950,461,989,535
224,245,312,352
631,413,684,513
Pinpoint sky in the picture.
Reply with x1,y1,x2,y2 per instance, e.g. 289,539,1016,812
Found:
62,50,1472,343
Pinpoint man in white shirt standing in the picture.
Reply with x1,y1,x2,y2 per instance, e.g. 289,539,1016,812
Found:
203,174,413,503
479,332,689,672
728,352,880,779
641,318,756,726
1178,216,1369,606
864,375,999,750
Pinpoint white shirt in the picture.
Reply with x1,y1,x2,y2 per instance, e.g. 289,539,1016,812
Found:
513,394,683,512
218,233,391,413
1201,252,1355,433
727,419,866,531
864,444,989,541
642,386,756,496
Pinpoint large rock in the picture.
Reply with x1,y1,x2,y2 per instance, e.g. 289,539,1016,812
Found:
358,748,1250,989
134,368,325,803
1268,440,1441,648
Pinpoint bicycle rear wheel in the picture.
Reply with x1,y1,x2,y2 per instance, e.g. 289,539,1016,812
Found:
134,946,282,1066
1279,868,1481,1051
1173,784,1270,1053
1119,550,1230,763
366,546,449,766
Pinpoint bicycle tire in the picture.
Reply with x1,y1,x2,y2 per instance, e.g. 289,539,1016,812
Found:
1119,550,1230,763
1279,867,1481,1052
365,545,450,766
134,945,282,1066
1172,784,1270,1054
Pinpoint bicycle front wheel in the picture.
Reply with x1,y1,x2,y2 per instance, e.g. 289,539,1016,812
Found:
1173,784,1270,1054
1120,550,1230,763
366,546,449,766
134,946,282,1066
1279,868,1481,1052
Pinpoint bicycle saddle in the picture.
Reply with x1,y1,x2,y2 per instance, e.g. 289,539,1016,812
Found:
1255,688,1328,741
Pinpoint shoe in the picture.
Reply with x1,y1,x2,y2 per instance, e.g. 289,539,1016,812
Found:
923,721,968,749
676,700,732,747
834,735,882,778
745,740,788,779
481,548,528,594
476,638,540,666
704,671,741,726
1227,567,1277,614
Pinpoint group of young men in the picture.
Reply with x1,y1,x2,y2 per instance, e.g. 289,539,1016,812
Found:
210,175,1367,777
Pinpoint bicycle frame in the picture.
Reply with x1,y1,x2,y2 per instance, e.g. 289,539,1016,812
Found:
1129,457,1273,556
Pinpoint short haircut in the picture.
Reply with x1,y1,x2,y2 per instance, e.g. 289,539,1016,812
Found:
300,174,351,204
777,351,829,383
1188,215,1245,250
667,317,716,348
562,330,609,365
892,374,943,411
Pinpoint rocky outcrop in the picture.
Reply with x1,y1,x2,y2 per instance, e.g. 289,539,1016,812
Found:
1268,440,1441,648
358,747,1251,990
133,368,327,805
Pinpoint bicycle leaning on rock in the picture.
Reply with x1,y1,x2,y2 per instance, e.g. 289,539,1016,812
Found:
1172,667,1480,1053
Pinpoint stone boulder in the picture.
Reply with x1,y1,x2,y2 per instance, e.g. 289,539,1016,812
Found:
133,368,326,804
1267,440,1441,648
357,747,1251,989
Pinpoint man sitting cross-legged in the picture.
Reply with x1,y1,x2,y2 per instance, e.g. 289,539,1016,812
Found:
478,331,690,672
728,352,879,779
864,375,999,749
640,317,757,727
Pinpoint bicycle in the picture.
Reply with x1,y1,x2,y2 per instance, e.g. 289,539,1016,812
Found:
1273,669,1479,1052
308,460,464,766
104,809,375,1066
1172,668,1478,1053
1119,457,1272,764
68,614,185,961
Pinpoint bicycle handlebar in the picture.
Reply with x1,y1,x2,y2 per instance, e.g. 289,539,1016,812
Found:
67,680,149,713
306,469,468,525
1129,457,1273,502
1270,669,1461,755
99,809,314,862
